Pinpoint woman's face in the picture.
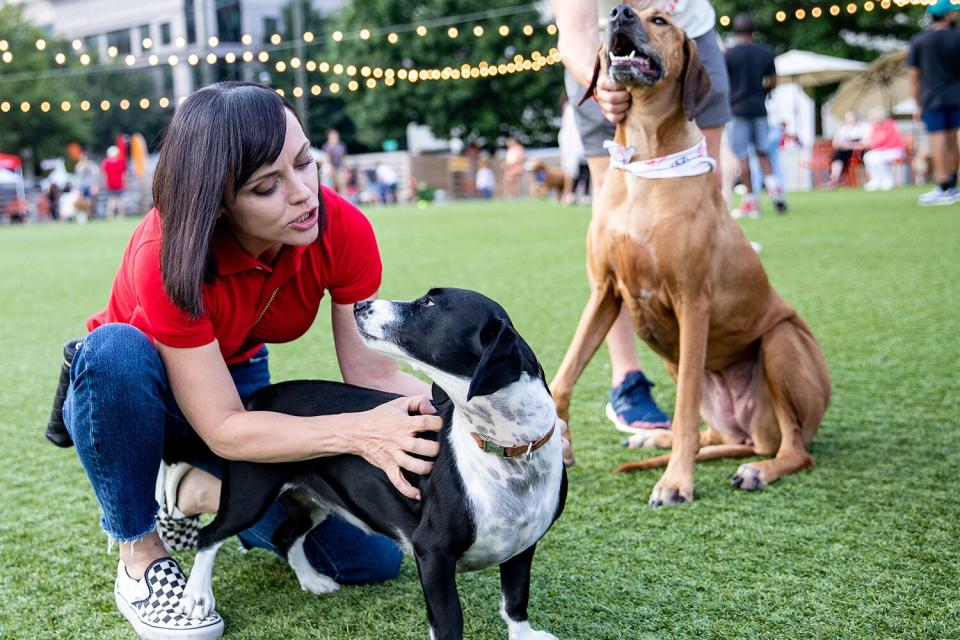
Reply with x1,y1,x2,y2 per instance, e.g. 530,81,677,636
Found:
222,108,321,260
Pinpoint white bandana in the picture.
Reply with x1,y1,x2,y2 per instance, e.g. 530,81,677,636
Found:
604,138,716,179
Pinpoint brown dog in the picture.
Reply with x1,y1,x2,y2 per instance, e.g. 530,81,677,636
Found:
525,160,567,201
550,5,831,506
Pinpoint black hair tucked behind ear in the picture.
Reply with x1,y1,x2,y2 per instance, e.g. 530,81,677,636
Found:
467,322,523,401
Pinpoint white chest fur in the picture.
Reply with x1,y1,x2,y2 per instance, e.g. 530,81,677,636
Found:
447,379,563,571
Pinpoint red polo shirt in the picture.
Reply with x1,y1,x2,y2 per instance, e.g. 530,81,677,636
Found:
87,186,382,365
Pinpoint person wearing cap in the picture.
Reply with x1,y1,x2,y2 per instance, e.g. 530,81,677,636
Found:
724,13,788,218
909,0,960,206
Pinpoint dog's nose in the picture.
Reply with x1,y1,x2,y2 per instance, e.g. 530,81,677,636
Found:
354,300,372,315
609,4,636,24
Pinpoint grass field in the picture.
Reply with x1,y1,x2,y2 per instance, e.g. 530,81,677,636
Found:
0,188,957,639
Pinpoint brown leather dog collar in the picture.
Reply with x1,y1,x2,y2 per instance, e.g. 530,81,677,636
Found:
469,426,555,459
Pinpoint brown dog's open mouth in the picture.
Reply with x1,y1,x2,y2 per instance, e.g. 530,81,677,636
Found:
608,31,662,84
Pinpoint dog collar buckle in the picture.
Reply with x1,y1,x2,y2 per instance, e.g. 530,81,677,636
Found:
470,426,555,459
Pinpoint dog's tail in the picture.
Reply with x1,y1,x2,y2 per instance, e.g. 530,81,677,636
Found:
613,444,757,474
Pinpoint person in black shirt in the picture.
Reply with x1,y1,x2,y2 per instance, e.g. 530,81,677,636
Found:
909,0,960,206
725,14,788,217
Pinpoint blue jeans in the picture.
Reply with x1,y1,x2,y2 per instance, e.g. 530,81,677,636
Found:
62,323,402,584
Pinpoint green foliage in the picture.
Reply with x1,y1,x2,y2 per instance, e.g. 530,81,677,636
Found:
269,0,562,151
1,188,959,638
713,1,927,60
0,5,89,168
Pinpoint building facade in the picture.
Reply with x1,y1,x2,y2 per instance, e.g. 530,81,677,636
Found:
11,0,343,98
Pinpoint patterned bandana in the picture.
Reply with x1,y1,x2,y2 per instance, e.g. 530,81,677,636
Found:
604,138,716,179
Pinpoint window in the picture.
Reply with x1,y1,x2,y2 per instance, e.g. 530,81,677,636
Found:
106,28,131,55
263,17,278,43
84,34,98,52
139,24,150,46
160,23,171,45
185,0,196,44
216,0,242,43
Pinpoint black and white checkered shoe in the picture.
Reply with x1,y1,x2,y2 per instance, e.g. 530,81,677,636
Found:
155,462,201,552
115,558,223,639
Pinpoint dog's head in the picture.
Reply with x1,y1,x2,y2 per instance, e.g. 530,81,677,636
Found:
354,288,545,404
583,3,711,121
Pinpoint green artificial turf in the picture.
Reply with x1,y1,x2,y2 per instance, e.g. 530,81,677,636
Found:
0,188,957,639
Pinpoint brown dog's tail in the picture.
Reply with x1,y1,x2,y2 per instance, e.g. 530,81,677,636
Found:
613,444,757,474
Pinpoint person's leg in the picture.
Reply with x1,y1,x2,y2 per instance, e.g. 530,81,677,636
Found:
918,109,960,204
692,30,732,192
64,324,174,578
63,323,224,636
863,150,882,190
567,66,669,429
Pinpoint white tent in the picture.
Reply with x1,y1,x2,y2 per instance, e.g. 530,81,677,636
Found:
775,50,868,87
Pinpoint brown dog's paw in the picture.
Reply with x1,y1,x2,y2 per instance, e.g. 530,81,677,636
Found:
648,482,693,507
623,428,673,449
730,463,767,490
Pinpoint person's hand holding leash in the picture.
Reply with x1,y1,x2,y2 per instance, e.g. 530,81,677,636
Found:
595,75,631,124
350,395,442,500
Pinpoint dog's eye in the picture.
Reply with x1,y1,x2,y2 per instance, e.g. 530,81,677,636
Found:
651,16,667,25
421,297,435,307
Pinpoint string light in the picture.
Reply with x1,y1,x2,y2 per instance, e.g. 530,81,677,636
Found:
35,39,46,51
142,37,153,49
240,34,252,45
54,52,66,64
388,32,399,44
448,27,459,38
208,36,219,47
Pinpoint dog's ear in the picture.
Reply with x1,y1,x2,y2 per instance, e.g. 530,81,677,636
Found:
681,35,711,121
467,321,523,401
579,45,605,107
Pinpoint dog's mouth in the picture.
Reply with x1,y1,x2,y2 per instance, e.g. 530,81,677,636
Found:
607,30,662,86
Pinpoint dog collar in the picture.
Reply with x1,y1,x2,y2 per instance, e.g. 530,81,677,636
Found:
470,425,555,460
604,138,716,179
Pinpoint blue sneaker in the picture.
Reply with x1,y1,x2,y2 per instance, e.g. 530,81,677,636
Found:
605,371,671,433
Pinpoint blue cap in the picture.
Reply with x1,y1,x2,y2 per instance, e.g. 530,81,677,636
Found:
928,0,958,17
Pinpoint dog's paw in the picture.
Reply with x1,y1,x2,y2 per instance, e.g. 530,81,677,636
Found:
298,572,340,594
179,586,215,620
624,428,672,449
648,482,693,507
730,463,767,490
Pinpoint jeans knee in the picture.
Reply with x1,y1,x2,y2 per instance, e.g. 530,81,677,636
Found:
362,536,403,583
75,324,161,389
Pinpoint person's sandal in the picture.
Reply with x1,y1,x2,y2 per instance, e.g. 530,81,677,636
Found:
606,370,671,434
155,462,201,552
115,557,223,639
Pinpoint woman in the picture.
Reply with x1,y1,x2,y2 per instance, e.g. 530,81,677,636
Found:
62,81,442,639
863,107,905,192
826,111,869,188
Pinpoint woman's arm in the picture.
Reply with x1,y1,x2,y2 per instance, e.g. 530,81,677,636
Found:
331,294,431,396
158,340,440,499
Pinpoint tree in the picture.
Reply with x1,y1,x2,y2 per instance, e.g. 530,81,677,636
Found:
0,5,90,170
268,0,563,151
713,1,927,60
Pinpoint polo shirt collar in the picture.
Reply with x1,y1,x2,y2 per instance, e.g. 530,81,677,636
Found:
212,221,308,277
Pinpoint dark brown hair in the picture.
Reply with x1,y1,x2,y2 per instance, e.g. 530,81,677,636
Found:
152,81,297,318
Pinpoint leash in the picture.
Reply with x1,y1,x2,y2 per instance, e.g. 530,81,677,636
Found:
604,137,716,179
470,425,555,460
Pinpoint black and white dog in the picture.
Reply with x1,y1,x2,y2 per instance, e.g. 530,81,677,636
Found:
180,288,567,640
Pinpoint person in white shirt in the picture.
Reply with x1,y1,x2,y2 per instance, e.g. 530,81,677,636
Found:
826,111,870,188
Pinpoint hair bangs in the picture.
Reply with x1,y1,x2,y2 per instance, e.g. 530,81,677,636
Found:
222,84,293,195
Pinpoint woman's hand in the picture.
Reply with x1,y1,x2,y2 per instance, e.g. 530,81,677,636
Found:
347,396,443,500
596,75,631,124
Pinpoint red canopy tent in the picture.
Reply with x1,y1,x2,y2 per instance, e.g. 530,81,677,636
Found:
0,153,22,171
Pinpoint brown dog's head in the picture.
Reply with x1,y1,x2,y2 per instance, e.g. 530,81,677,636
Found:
583,4,711,122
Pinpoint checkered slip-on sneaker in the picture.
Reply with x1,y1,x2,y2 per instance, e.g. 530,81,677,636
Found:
155,462,201,552
115,558,223,640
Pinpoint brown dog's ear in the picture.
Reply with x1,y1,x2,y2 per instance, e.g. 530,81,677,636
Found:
579,46,604,107
681,35,712,121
